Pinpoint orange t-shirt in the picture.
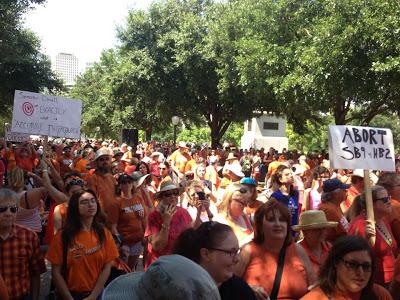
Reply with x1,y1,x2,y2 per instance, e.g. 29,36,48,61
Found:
46,229,118,292
107,195,147,245
243,242,309,299
0,274,9,300
168,150,191,173
299,240,331,275
300,284,392,300
87,173,117,218
343,185,361,211
319,201,349,244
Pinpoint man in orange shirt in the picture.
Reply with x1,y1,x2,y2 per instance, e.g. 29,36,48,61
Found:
87,148,117,220
168,142,191,181
319,178,350,244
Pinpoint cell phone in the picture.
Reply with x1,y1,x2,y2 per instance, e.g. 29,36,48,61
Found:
197,192,206,201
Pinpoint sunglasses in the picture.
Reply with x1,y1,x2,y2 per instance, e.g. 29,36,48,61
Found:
375,196,391,203
162,190,179,197
236,187,249,194
159,167,166,170
0,206,18,214
341,259,372,273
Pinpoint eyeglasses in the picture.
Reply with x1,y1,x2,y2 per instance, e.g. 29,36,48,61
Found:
79,198,97,205
341,259,372,273
162,190,179,197
0,206,18,213
374,196,391,203
236,187,248,194
208,247,241,258
159,167,166,170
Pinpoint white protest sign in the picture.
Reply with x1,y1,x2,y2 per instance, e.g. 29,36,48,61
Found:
11,90,82,139
5,124,30,143
328,125,395,171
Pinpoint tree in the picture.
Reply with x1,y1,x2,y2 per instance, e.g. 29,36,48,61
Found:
116,0,271,147
0,0,63,118
232,0,400,129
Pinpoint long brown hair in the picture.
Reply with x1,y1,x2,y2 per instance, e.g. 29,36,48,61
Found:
253,198,292,246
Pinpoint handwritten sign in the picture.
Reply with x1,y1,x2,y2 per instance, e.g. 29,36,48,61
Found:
5,124,30,143
11,90,82,139
328,125,395,171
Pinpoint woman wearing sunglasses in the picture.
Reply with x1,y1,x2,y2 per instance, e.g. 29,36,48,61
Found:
348,185,397,287
144,181,195,269
173,221,256,300
301,236,392,300
216,183,253,247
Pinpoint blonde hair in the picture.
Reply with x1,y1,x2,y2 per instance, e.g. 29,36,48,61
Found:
8,167,25,191
217,183,247,217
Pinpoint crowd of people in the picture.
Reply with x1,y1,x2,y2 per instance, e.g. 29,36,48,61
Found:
0,137,400,300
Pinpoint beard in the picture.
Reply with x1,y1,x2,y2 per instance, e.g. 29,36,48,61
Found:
96,166,111,174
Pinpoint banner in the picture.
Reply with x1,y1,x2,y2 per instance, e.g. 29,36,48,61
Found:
11,90,82,139
328,125,395,171
5,124,30,143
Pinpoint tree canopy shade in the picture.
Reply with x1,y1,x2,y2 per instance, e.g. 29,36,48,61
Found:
232,0,400,128
72,0,400,145
0,0,63,119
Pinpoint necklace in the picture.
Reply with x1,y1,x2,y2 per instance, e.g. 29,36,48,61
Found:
376,223,393,246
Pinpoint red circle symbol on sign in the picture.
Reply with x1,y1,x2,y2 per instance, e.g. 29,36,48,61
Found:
22,102,34,116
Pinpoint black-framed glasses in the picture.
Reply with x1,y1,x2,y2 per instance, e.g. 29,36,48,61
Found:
0,206,18,213
208,247,241,258
341,259,372,273
374,196,391,203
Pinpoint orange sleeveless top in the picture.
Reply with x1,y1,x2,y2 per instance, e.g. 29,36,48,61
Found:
243,242,309,300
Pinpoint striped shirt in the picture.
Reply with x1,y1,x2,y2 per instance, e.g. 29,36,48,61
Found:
0,225,44,300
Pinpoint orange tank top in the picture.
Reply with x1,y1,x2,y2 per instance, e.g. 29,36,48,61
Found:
243,242,309,300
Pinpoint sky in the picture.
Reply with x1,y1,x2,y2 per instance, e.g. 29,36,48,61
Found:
24,0,152,71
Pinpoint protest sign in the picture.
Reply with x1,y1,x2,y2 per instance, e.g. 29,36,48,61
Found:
11,90,82,139
5,124,30,143
328,125,395,171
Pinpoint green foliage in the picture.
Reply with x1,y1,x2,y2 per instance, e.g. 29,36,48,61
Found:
0,1,63,117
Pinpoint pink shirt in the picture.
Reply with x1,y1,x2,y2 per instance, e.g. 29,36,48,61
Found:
144,207,192,269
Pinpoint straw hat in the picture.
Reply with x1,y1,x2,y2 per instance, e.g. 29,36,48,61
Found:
292,210,338,231
178,141,189,149
226,152,237,161
130,171,150,188
154,181,184,198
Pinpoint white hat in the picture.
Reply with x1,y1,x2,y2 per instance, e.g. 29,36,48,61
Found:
95,148,112,161
226,164,245,178
130,171,150,188
291,164,306,176
178,141,189,148
352,169,378,184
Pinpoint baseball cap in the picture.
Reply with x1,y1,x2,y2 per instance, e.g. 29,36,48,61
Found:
323,178,350,193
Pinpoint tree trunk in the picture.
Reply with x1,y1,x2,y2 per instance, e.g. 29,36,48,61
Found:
145,124,153,141
334,95,347,125
209,117,231,149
